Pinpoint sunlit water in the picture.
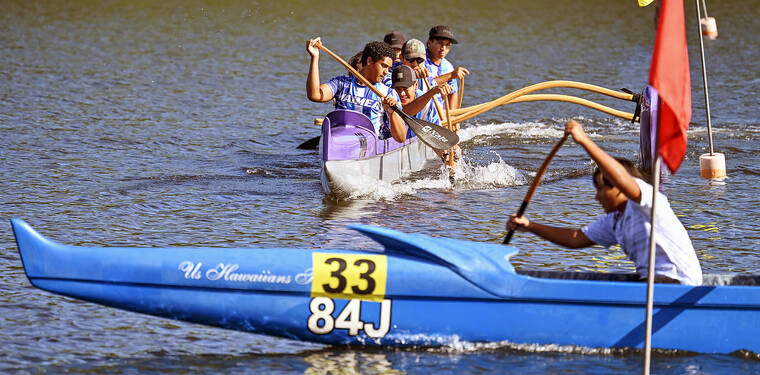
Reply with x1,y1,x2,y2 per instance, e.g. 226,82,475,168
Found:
2,0,760,373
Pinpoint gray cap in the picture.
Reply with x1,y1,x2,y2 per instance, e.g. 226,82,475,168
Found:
391,65,416,89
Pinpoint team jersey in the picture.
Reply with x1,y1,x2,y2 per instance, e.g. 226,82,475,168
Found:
413,88,441,124
398,88,442,140
423,53,458,109
327,75,402,140
581,178,703,285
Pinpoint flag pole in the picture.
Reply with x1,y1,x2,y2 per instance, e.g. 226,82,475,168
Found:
642,155,661,375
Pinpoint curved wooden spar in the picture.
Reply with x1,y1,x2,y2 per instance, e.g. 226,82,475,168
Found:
451,94,635,124
449,80,637,124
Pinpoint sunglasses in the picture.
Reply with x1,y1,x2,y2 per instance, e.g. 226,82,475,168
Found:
406,57,425,64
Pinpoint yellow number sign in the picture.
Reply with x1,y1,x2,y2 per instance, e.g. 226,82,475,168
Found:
311,253,387,301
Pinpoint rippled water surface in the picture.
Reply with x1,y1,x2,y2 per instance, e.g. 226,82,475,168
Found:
2,0,760,373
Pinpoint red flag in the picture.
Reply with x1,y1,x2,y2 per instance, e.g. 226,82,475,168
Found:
649,0,691,173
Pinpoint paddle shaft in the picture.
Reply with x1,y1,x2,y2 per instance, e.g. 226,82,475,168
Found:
458,76,464,109
422,77,446,127
422,78,457,169
503,134,569,245
319,45,388,99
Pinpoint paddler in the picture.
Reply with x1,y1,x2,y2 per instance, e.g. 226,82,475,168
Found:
390,64,451,139
306,37,408,143
424,25,469,110
383,31,406,63
506,120,703,285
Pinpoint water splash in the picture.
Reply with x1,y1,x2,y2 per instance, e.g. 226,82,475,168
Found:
458,121,566,144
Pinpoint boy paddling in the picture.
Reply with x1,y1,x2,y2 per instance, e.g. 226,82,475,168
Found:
507,120,703,285
383,31,406,63
306,37,408,143
424,25,469,110
390,65,451,137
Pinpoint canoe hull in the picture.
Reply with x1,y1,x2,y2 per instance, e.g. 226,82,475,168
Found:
11,218,760,353
319,110,438,196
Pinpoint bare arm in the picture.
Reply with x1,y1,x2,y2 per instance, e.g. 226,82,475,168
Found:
448,91,461,110
383,97,407,143
433,67,468,110
401,83,452,116
507,214,594,249
565,120,642,203
305,37,334,103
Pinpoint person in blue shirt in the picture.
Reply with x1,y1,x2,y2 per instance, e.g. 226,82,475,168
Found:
391,64,459,164
382,38,431,90
391,65,451,133
306,37,407,142
383,31,406,63
425,25,469,110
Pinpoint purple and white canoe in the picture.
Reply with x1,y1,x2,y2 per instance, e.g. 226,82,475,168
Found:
319,110,440,195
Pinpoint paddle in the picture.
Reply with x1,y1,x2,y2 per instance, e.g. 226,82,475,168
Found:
503,133,569,245
297,119,326,150
458,76,464,109
317,44,459,150
297,136,321,150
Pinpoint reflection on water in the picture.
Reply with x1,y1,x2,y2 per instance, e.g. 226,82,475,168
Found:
305,351,404,375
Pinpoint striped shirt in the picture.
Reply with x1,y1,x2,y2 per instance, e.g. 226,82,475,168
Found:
423,54,458,109
582,178,703,285
327,75,401,140
413,88,441,125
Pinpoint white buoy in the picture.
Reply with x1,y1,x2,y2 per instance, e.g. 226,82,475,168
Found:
700,152,726,179
701,17,718,39
695,0,725,181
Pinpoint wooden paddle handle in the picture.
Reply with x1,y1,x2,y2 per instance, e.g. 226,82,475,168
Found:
458,76,464,108
422,78,446,129
503,133,569,245
318,44,385,99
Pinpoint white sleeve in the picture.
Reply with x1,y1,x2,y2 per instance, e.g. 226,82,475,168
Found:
581,213,618,248
630,177,669,218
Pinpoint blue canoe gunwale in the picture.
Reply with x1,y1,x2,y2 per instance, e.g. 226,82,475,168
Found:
10,218,760,353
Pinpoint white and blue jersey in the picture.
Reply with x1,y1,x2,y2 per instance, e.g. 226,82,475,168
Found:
327,75,402,140
401,88,442,140
413,88,440,124
423,54,458,109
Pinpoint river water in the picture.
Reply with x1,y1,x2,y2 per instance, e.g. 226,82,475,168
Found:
2,0,760,373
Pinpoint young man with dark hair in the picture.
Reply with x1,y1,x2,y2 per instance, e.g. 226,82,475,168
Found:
306,38,407,142
425,25,469,110
507,120,703,285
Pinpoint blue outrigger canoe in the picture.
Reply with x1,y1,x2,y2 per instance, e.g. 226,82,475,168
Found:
10,218,760,353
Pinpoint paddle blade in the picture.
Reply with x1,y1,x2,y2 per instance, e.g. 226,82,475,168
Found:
297,135,320,150
394,108,459,150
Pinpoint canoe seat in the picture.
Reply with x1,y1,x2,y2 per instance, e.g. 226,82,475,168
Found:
701,274,760,286
517,270,640,282
518,270,760,286
325,110,375,134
